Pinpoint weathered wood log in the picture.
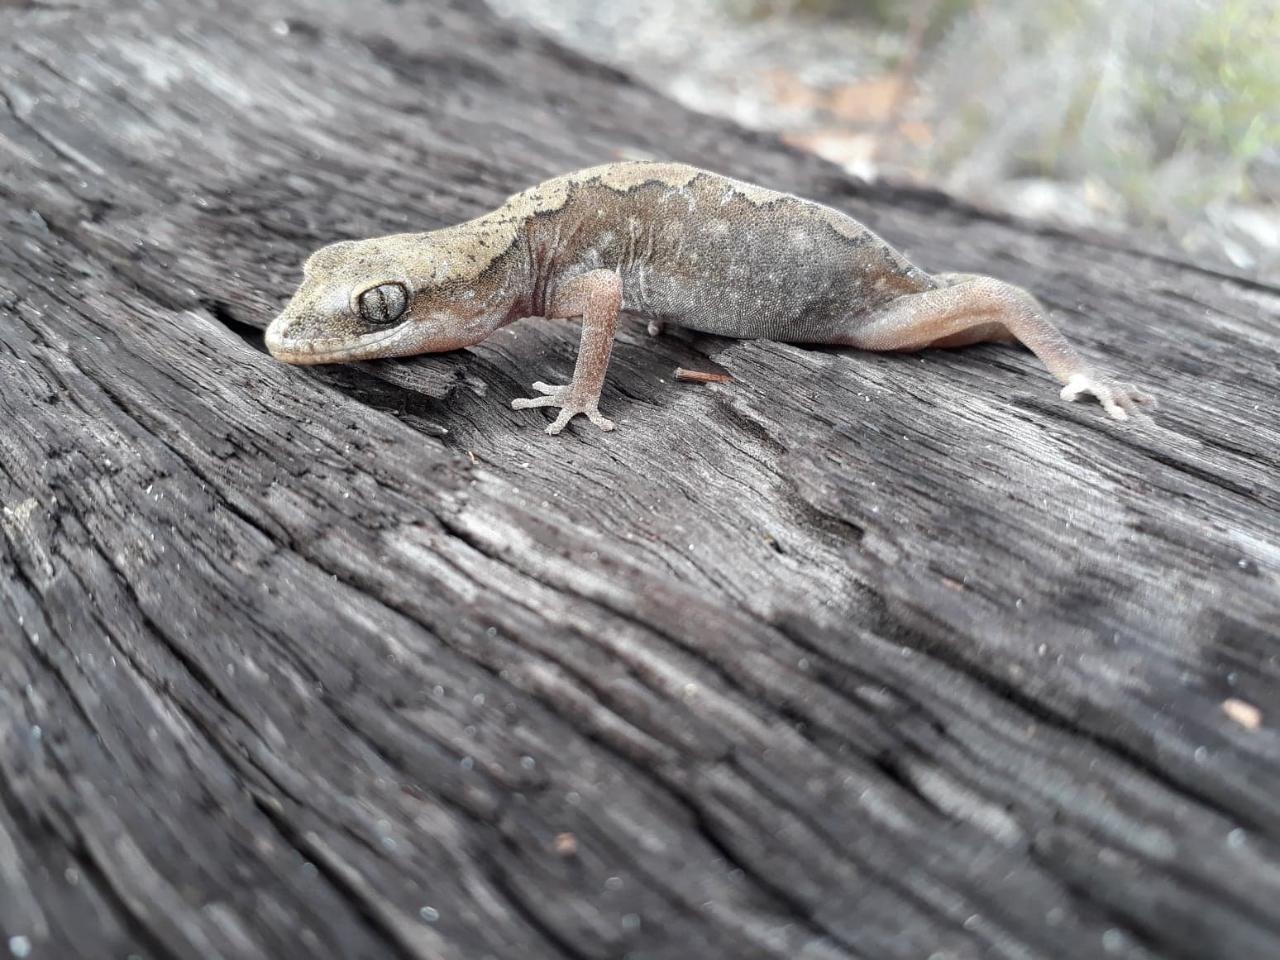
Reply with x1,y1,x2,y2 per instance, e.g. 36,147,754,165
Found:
1,2,1278,958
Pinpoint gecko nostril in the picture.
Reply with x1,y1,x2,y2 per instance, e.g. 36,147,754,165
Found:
264,314,293,357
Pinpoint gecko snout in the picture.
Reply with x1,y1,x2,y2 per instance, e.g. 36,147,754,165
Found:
263,311,292,359
264,309,320,364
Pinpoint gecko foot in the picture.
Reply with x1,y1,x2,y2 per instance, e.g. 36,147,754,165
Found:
512,382,615,435
646,319,665,337
1060,373,1156,421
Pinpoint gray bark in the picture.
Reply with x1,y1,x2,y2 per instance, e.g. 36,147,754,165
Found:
1,1,1278,958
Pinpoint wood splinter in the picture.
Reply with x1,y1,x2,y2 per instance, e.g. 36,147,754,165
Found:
674,367,734,384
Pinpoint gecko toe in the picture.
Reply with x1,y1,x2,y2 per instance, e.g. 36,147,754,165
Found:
512,395,560,410
1061,373,1153,421
1106,382,1155,420
585,410,615,431
515,382,614,435
1102,397,1130,420
545,410,574,435
539,404,615,434
1060,375,1089,402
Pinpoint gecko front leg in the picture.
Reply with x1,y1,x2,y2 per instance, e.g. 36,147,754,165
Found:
512,269,623,435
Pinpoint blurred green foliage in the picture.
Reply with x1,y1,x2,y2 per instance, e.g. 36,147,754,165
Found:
1144,0,1280,185
731,0,1279,239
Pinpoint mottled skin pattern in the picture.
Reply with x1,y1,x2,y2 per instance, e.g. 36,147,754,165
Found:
266,161,1153,434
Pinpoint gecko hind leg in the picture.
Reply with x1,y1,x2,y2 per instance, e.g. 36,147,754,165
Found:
841,275,1154,420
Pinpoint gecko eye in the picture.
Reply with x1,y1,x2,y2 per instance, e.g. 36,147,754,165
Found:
357,282,408,325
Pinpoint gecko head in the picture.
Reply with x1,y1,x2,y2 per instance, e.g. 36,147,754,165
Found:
265,236,502,365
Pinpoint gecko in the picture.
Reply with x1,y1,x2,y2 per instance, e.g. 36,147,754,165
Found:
265,160,1153,434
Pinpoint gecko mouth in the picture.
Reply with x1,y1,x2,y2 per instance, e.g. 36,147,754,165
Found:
264,322,409,365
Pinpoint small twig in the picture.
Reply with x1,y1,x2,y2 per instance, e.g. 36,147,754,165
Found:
674,367,733,384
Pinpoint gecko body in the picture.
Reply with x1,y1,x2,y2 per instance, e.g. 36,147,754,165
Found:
266,161,1152,433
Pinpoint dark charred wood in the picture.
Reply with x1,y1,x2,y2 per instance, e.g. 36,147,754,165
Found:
1,2,1278,959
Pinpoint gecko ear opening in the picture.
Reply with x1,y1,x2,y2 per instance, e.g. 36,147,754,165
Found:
356,282,409,325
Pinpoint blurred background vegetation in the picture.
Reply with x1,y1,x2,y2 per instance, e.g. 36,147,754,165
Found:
486,0,1280,278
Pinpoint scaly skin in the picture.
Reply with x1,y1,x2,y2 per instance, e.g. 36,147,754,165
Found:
265,161,1154,434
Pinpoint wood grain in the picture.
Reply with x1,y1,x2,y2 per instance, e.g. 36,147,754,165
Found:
1,1,1278,958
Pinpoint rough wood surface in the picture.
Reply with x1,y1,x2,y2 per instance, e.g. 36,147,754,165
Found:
1,2,1278,959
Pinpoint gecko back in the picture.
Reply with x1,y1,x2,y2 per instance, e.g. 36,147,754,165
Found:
522,162,936,343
